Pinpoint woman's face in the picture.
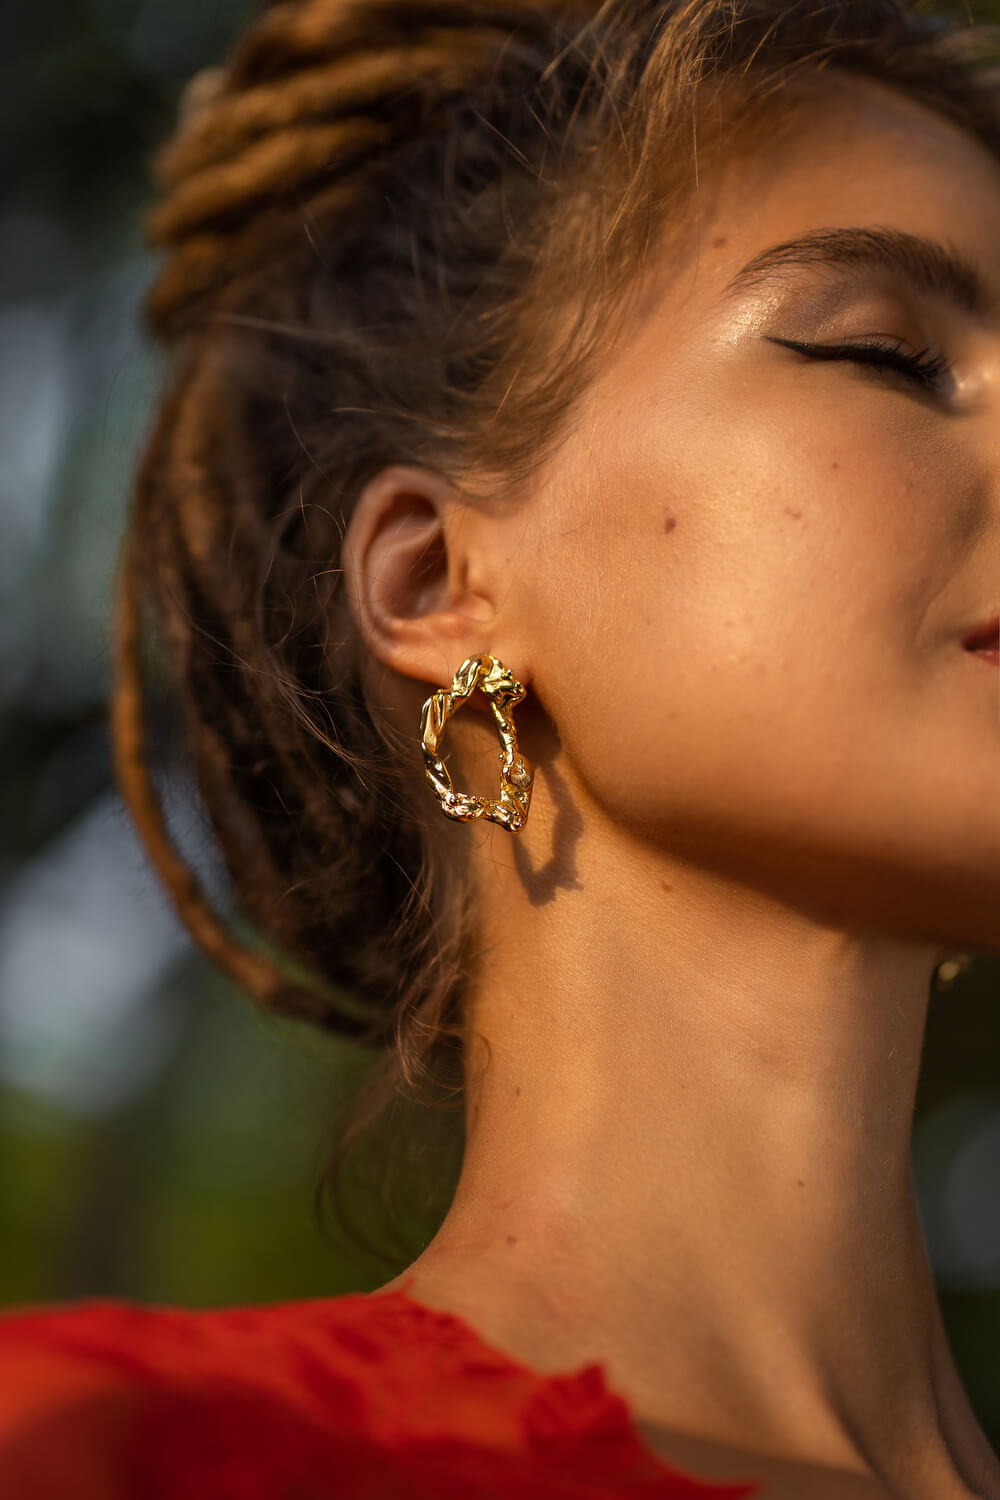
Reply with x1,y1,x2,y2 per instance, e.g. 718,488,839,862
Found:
499,73,1000,953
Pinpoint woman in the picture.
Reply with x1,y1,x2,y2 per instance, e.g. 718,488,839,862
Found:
1,0,999,1495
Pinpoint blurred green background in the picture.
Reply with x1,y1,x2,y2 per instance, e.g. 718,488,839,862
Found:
2,0,1000,1448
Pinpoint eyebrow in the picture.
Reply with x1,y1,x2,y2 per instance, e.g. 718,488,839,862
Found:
720,226,993,319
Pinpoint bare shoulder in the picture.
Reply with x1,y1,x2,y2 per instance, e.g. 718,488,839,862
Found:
633,1420,894,1500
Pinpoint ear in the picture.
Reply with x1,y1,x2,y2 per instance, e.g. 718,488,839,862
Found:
341,464,496,690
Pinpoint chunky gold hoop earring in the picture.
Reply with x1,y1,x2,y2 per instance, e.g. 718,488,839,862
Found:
420,655,533,832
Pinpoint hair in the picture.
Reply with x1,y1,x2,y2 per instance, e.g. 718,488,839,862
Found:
111,0,1000,1262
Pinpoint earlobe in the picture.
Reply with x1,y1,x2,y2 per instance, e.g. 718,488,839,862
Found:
341,464,496,687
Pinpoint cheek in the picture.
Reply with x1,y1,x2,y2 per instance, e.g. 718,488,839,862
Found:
513,363,1000,943
626,381,963,666
524,391,954,828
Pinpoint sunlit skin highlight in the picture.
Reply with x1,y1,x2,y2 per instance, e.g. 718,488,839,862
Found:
345,73,1000,1500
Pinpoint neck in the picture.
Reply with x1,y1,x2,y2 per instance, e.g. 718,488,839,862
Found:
392,812,999,1498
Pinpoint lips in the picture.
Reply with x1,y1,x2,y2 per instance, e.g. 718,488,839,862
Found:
963,611,999,664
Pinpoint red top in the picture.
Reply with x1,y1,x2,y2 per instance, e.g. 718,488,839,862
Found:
0,1279,760,1498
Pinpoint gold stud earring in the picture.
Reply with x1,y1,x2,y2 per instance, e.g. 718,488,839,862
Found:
420,655,533,832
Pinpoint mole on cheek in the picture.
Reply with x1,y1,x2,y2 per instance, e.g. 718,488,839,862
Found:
664,512,678,534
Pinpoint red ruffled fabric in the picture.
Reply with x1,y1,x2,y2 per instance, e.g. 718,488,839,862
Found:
0,1280,760,1497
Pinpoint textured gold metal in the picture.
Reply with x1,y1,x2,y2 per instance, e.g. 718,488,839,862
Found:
420,655,533,831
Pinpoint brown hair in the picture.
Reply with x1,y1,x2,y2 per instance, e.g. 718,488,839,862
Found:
111,0,1000,1262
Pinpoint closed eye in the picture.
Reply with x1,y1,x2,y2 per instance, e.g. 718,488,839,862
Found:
764,335,951,392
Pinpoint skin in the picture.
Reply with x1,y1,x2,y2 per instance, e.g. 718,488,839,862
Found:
342,72,1000,1499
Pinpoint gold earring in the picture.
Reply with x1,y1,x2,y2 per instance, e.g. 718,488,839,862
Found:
420,655,533,832
932,953,976,992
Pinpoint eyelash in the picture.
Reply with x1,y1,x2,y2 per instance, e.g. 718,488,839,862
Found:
765,335,951,391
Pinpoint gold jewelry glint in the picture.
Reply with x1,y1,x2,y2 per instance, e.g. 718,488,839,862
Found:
932,953,975,992
420,655,533,832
